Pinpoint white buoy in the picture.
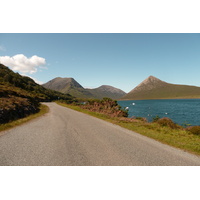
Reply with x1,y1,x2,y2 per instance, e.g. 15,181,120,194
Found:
132,103,135,105
165,113,168,115
125,107,129,110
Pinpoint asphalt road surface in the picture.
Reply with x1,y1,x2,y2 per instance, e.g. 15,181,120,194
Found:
0,102,200,166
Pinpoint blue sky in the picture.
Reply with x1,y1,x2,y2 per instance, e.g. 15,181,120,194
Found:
0,33,200,93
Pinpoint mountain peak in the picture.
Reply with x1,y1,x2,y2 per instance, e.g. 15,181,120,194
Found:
142,75,163,83
138,76,165,86
43,77,84,92
53,77,76,82
148,75,156,79
97,85,126,94
87,85,126,99
43,77,126,99
126,76,167,96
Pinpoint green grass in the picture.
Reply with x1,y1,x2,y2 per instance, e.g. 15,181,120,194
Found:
0,104,49,134
57,102,200,156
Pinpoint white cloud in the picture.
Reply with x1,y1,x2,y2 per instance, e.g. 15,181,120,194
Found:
31,78,44,85
0,54,46,74
22,74,44,85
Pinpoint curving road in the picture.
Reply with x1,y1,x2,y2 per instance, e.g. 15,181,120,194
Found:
0,102,200,166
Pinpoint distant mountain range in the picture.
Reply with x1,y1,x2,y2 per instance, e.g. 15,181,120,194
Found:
2,62,200,101
122,76,200,100
43,77,126,99
85,85,126,100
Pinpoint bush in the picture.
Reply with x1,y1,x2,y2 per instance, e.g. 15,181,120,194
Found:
186,126,200,135
156,117,178,129
152,115,160,122
0,97,40,124
76,98,128,118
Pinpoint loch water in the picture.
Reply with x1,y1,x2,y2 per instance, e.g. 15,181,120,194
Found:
118,99,200,126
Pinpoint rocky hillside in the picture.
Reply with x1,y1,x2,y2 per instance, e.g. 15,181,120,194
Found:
43,77,126,99
122,76,200,100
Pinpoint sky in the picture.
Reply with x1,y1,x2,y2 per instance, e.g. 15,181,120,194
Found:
0,33,200,93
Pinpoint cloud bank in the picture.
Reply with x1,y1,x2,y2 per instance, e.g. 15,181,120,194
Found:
0,54,46,74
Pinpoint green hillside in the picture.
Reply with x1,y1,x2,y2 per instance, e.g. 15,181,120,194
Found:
0,64,75,123
0,64,74,101
86,85,126,99
42,77,94,99
122,76,200,100
43,77,126,99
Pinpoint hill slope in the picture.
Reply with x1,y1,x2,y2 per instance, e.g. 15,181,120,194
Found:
43,77,94,99
43,78,126,99
122,76,200,100
0,64,74,101
0,64,74,123
86,85,126,99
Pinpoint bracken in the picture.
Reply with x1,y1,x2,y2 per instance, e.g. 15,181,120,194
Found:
186,126,200,135
156,117,179,129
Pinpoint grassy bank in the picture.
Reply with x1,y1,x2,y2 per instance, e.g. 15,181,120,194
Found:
0,104,49,134
57,101,200,156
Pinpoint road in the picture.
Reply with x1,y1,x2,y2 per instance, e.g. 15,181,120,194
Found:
0,102,200,166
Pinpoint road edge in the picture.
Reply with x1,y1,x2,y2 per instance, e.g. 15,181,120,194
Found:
0,104,49,135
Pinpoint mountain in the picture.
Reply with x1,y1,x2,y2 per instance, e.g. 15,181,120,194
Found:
42,77,83,92
43,78,126,99
122,76,200,100
86,85,126,99
43,77,94,99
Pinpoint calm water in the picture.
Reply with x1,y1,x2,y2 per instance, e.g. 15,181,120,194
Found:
118,99,200,126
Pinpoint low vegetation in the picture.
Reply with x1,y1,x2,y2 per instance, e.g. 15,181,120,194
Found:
155,117,181,129
78,98,128,117
0,82,40,124
0,104,49,133
57,99,200,155
0,64,75,125
186,126,200,136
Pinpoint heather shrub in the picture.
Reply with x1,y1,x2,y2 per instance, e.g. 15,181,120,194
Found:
152,115,160,122
0,97,40,124
79,98,128,118
186,126,200,135
156,117,178,129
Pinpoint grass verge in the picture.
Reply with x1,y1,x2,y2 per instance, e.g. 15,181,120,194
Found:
0,104,49,134
57,102,200,156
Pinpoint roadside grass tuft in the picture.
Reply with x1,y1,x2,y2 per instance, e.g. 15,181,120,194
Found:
186,126,200,136
155,117,181,129
0,104,49,134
